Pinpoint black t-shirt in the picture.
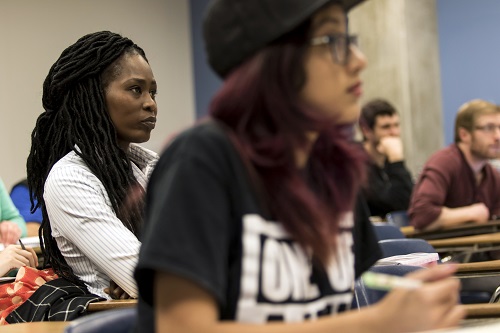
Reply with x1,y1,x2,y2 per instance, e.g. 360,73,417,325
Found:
134,121,381,332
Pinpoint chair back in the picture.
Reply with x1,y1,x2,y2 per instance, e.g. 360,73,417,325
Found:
386,210,410,227
372,222,405,241
352,265,422,308
64,308,136,333
378,238,437,258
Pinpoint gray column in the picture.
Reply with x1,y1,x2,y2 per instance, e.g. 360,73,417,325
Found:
350,0,443,178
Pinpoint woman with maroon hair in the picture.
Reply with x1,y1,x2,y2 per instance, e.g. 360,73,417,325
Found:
134,0,464,332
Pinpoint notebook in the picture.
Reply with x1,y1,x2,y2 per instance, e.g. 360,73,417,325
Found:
376,252,440,268
0,236,41,252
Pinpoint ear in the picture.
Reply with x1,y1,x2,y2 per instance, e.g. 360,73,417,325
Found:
360,124,372,140
458,127,472,144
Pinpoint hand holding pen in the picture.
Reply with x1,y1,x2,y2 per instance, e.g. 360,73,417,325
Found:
362,271,422,291
365,264,465,333
0,242,38,276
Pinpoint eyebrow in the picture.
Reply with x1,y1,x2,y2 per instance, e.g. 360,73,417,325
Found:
379,123,400,128
312,16,344,30
476,122,500,126
126,77,157,86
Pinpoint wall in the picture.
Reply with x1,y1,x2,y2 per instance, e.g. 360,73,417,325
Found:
0,0,195,189
348,0,444,176
5,0,494,188
189,0,221,118
437,0,500,145
189,0,500,159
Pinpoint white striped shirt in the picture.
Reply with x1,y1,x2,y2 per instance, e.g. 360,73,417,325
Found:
44,144,158,299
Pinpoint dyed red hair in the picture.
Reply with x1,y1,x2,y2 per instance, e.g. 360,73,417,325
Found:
209,20,366,264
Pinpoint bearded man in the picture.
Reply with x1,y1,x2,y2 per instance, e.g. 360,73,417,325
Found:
409,99,500,230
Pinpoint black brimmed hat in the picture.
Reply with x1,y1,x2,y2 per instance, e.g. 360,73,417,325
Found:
203,0,366,77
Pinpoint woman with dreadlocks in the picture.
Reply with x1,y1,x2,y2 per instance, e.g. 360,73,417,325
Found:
27,31,158,300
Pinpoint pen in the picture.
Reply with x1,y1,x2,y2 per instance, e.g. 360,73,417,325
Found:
361,271,422,291
18,239,26,251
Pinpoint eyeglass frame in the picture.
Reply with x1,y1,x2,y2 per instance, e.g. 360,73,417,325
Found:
474,124,500,134
309,33,359,65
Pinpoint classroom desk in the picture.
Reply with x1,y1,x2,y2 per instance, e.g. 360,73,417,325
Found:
406,221,500,240
400,225,415,236
465,303,500,318
0,321,69,333
428,233,500,248
87,299,137,312
455,260,500,274
0,305,496,330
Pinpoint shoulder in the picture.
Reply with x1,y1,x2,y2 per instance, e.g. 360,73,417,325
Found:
425,145,462,167
48,151,91,177
45,151,100,190
485,164,500,183
170,120,233,151
158,121,236,168
150,121,242,191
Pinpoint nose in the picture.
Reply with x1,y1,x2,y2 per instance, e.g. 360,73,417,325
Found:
143,94,157,115
494,127,500,140
347,45,367,73
389,126,401,137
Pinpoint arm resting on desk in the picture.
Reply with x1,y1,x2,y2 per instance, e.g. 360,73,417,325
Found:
420,205,489,232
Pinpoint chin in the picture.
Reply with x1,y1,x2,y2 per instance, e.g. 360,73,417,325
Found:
336,106,361,124
133,135,151,144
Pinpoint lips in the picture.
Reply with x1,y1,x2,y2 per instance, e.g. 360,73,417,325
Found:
348,81,363,97
141,117,156,130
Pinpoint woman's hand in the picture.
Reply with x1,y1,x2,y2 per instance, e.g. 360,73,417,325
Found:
374,264,465,333
0,245,38,276
104,280,133,299
0,221,22,246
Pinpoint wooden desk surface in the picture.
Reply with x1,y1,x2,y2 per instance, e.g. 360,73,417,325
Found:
407,221,500,240
0,305,496,329
400,226,415,236
87,299,137,312
465,303,500,318
455,260,500,273
428,233,500,248
0,321,69,333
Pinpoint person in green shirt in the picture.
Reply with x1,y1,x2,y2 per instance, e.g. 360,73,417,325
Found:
0,178,27,245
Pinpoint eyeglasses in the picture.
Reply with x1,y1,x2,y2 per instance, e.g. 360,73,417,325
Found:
310,34,358,65
474,124,500,134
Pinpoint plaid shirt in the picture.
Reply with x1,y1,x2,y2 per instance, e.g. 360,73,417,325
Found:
5,278,105,323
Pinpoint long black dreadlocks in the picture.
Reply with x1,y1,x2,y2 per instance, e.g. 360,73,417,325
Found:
27,31,148,285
